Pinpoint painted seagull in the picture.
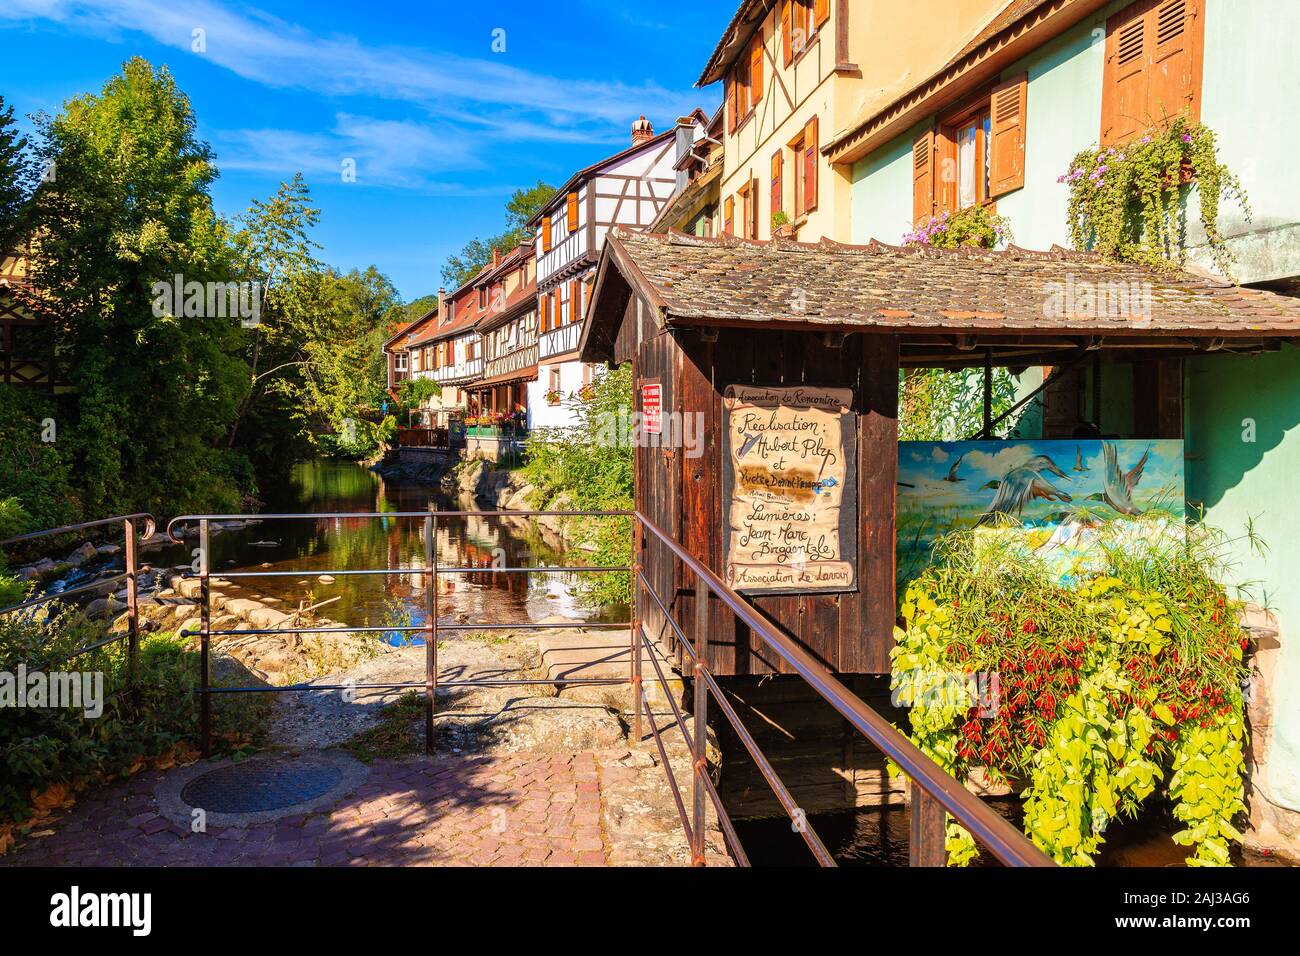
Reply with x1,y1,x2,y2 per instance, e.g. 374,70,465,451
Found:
1099,442,1150,516
978,454,1073,524
943,454,965,483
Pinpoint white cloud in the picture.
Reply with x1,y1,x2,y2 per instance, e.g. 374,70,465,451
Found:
2,0,700,134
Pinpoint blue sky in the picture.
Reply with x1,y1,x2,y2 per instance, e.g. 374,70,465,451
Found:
0,0,729,299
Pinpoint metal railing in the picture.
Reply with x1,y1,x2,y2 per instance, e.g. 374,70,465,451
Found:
3,507,1052,868
0,514,154,682
627,511,1054,868
396,426,451,449
164,511,632,760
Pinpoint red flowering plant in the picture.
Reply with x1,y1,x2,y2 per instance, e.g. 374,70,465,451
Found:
892,518,1253,866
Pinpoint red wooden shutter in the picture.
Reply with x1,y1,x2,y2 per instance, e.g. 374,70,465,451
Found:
540,294,550,332
724,196,734,236
770,150,784,218
912,127,935,226
1102,1,1154,146
566,192,579,232
989,73,1028,197
570,279,582,324
751,36,764,104
781,1,793,66
803,116,819,213
553,289,562,327
541,216,552,252
814,0,830,29
726,78,737,134
1149,0,1202,125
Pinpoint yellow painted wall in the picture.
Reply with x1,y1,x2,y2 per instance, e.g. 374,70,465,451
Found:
719,0,1006,242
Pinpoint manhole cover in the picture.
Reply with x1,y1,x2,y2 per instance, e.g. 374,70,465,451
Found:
180,757,344,813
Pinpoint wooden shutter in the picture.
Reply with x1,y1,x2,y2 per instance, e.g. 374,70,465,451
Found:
814,0,830,29
770,150,784,217
751,36,764,104
1102,1,1154,146
802,116,819,213
989,73,1028,197
540,294,550,332
553,289,562,327
781,1,793,66
570,279,582,324
566,192,579,232
541,216,552,252
912,127,935,226
724,196,734,236
1149,0,1202,125
726,78,737,134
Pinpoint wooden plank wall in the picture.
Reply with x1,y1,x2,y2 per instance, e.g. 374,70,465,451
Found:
634,318,900,677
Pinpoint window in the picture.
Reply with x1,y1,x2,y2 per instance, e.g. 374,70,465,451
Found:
781,0,828,66
411,348,422,373
946,103,992,211
394,352,408,372
1101,0,1203,146
549,367,561,393
477,286,487,309
738,181,753,240
723,196,734,236
569,279,582,325
770,151,784,220
566,192,579,232
912,74,1027,225
787,116,819,218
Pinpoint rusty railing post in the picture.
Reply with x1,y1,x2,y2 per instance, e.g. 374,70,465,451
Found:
630,515,643,745
424,513,437,755
124,516,140,708
691,573,708,866
199,518,211,758
910,786,947,867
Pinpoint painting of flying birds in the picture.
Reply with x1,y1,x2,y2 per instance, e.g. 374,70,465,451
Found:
896,439,1184,585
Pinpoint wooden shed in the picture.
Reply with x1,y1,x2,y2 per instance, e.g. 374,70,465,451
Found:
580,228,1300,679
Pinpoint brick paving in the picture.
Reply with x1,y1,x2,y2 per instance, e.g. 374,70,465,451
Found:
2,751,618,867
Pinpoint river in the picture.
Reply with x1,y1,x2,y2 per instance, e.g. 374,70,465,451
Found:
147,459,627,643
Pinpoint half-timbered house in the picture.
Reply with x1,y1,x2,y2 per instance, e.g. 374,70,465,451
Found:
468,243,538,459
0,243,62,392
527,112,708,428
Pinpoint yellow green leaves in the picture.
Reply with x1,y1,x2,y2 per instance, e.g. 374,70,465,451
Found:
1153,703,1176,726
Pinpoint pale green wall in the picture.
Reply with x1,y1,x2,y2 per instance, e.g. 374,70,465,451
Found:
848,0,1300,813
1187,347,1300,809
850,122,924,244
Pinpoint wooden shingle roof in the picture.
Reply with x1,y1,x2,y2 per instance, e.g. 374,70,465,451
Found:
590,228,1300,339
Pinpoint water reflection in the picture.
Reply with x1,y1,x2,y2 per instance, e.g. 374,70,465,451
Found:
151,460,626,643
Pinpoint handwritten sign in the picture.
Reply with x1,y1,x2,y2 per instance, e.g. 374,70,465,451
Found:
722,384,856,594
641,382,662,435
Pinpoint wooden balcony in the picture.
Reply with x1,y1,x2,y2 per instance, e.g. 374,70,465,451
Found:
539,321,582,361
484,343,538,380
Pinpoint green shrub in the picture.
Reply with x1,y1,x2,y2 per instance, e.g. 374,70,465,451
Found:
0,610,271,827
523,365,633,606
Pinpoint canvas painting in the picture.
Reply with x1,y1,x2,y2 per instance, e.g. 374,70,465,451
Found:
897,439,1185,586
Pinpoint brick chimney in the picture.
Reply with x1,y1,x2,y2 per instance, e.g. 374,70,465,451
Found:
437,286,446,321
631,115,655,147
492,247,500,268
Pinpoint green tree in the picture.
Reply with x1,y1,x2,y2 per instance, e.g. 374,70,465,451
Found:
0,95,35,249
30,57,251,516
441,180,555,287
